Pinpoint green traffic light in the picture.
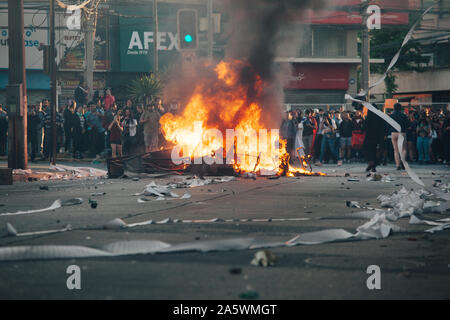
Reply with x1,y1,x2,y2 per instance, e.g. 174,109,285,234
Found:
184,34,193,43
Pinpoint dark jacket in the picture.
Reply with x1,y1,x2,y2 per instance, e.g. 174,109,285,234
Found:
27,113,41,135
364,111,384,145
389,111,408,133
74,86,87,106
339,119,353,138
280,119,296,139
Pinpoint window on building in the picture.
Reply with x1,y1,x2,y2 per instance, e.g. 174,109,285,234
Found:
313,29,347,57
435,43,450,68
298,28,347,58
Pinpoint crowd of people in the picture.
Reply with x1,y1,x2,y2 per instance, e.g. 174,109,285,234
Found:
0,87,449,172
281,103,450,171
0,82,169,162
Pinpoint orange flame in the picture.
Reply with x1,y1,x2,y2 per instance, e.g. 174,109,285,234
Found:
160,60,324,176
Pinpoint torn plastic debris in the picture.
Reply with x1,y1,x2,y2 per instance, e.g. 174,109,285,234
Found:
409,215,442,226
244,172,257,180
286,229,354,245
0,200,62,217
5,222,72,237
50,164,107,179
354,213,401,239
169,176,235,188
425,222,450,233
90,192,106,197
378,187,448,217
346,201,362,208
62,198,83,206
381,175,396,182
103,216,313,230
250,250,277,267
366,173,382,181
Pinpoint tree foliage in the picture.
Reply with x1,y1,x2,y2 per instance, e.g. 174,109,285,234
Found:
369,13,430,96
127,73,164,105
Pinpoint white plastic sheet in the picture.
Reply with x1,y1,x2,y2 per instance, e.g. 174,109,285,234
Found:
0,200,62,217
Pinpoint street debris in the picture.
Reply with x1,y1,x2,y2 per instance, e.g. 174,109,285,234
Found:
61,198,83,206
132,176,233,202
89,199,98,209
355,213,401,239
229,267,242,275
244,172,257,180
0,183,447,262
104,218,128,230
239,290,259,300
366,173,382,181
346,201,362,208
5,222,72,237
13,165,107,182
381,175,396,182
90,192,106,197
0,200,62,217
250,250,277,267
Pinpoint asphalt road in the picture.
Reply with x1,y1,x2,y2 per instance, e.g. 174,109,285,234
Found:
0,162,449,300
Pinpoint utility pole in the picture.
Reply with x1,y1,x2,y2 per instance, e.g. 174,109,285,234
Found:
153,0,159,74
50,0,57,165
7,0,27,169
83,2,95,101
207,0,213,60
361,0,370,101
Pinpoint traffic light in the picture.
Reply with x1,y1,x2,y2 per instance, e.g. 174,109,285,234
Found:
177,9,198,50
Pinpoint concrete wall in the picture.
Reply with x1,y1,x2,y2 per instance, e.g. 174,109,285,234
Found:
370,68,450,95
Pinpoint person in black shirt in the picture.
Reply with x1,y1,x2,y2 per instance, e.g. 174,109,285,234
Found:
64,101,76,153
363,104,385,172
280,111,296,161
27,105,41,162
72,105,86,159
301,110,315,157
389,103,409,170
406,111,418,162
339,111,353,163
74,81,88,107
0,104,7,156
442,111,450,167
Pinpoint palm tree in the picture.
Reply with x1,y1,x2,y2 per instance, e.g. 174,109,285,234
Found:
127,73,163,105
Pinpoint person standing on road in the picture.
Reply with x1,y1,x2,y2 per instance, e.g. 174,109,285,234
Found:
140,104,160,153
27,105,40,162
416,117,431,164
108,110,123,158
121,108,138,156
280,111,296,161
294,110,305,158
0,104,7,156
406,111,418,162
443,112,450,167
72,105,86,159
316,112,342,166
313,108,324,162
389,103,409,170
86,103,105,158
338,111,353,163
104,88,115,111
363,104,384,172
64,101,76,154
301,109,314,157
74,80,88,107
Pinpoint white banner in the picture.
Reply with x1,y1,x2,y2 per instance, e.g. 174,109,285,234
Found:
0,10,48,70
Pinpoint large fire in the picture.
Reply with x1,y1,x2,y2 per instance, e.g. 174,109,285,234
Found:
160,60,324,177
